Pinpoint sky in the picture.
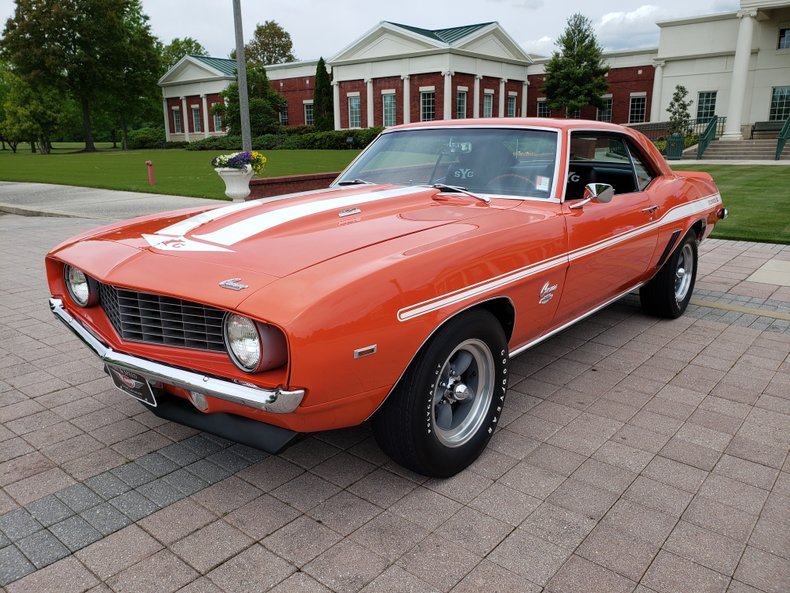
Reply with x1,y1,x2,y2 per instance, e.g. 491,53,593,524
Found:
0,0,740,61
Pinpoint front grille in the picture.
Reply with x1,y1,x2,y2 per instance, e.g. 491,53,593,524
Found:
99,283,226,352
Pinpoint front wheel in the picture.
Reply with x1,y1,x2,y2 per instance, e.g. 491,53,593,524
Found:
640,231,698,318
372,310,508,477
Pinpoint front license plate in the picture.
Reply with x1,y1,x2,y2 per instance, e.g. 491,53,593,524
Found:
106,365,157,407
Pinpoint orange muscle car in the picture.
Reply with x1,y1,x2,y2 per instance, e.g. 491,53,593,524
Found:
46,119,727,477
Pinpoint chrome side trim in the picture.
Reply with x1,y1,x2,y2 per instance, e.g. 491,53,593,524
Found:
508,282,644,358
49,298,304,414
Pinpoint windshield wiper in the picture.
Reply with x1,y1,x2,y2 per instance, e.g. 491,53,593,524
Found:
337,179,373,186
431,183,490,204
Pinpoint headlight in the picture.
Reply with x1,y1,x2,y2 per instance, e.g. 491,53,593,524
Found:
64,265,99,307
223,313,288,373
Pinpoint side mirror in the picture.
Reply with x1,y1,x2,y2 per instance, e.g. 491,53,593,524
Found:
569,183,615,210
584,183,615,203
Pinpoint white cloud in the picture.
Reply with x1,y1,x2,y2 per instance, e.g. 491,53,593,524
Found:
522,35,554,57
596,5,664,50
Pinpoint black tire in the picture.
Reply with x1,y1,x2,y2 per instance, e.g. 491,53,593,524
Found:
640,231,698,319
372,309,508,478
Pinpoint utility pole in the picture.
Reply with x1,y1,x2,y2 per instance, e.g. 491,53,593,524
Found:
232,0,252,151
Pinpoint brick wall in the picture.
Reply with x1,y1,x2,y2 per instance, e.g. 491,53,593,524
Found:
372,76,404,127
409,72,445,122
527,66,654,123
249,172,340,199
273,75,316,126
338,80,367,128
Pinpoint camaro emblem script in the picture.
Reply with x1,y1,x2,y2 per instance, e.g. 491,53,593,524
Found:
539,281,558,305
219,278,249,291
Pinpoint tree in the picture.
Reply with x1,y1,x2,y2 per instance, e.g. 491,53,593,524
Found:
542,13,609,115
313,58,333,131
160,37,208,73
242,20,295,65
213,63,284,136
0,70,68,153
2,0,159,152
667,85,693,136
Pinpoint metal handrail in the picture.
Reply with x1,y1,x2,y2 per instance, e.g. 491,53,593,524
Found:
776,116,790,161
696,116,719,159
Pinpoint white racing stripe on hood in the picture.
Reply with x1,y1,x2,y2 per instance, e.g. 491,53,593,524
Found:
156,187,342,238
194,186,427,247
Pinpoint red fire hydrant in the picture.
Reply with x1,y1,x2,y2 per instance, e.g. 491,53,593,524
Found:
145,160,155,186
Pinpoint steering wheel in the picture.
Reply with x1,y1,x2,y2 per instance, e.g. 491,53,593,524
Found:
487,173,535,194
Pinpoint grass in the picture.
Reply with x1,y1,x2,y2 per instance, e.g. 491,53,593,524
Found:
673,164,790,244
0,144,359,199
1,146,787,243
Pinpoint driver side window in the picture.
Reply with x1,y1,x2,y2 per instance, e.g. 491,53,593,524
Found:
566,133,654,199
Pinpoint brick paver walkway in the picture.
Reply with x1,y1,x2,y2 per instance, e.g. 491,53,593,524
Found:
1,213,788,593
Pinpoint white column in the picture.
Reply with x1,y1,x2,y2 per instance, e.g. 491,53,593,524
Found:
402,75,411,124
498,79,507,118
650,61,665,122
181,96,190,141
443,71,453,120
201,94,209,138
723,10,757,140
332,82,341,130
365,79,374,128
162,98,170,141
521,81,528,117
473,75,481,118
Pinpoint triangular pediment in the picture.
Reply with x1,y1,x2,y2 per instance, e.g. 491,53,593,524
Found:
456,26,532,62
159,56,234,86
331,23,442,62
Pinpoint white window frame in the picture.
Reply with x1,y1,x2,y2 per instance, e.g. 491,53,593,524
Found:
172,107,182,133
348,94,361,128
420,90,435,122
303,100,314,126
596,95,613,122
628,93,647,124
537,98,551,118
696,91,717,121
279,103,289,126
191,106,202,133
483,91,494,118
382,91,396,127
507,93,517,117
456,89,468,119
212,111,222,132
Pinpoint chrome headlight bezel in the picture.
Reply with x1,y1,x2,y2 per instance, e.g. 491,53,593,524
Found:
64,265,99,307
223,313,288,374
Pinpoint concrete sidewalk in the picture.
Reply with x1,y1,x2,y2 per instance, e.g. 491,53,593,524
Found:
0,182,224,221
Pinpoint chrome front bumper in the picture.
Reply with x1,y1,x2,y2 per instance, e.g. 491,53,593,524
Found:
49,298,304,414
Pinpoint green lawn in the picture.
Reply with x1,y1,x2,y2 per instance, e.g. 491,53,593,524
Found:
1,146,787,243
673,164,790,244
0,144,359,199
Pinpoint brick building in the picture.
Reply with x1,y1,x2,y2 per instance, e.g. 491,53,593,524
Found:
159,1,790,139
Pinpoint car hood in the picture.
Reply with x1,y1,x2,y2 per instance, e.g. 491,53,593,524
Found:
52,185,518,302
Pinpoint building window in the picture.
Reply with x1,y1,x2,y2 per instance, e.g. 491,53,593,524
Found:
191,107,202,133
769,86,790,121
779,28,790,49
420,91,435,121
537,99,551,118
382,94,396,127
279,103,289,126
213,112,222,132
629,95,647,123
507,95,517,117
568,108,581,119
172,108,181,133
696,91,717,121
456,90,467,119
304,102,314,126
597,97,612,122
483,93,493,118
348,95,361,128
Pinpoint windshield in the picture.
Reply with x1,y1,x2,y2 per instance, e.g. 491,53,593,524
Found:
335,127,559,199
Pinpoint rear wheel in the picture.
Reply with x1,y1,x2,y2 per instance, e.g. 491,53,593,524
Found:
640,231,698,319
372,310,508,477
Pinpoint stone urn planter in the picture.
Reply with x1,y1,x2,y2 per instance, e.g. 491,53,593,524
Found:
215,165,254,202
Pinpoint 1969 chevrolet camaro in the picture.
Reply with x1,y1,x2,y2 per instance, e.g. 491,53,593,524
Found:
46,119,727,477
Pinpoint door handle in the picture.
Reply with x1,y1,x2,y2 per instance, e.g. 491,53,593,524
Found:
641,205,659,215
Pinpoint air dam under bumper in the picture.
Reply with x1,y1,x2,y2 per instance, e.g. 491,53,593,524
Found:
49,298,305,414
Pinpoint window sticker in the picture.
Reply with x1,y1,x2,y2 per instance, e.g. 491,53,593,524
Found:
536,176,550,192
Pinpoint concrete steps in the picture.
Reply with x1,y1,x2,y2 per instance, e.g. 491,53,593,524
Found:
701,138,789,160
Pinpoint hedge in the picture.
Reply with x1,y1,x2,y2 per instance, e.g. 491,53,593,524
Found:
185,127,384,151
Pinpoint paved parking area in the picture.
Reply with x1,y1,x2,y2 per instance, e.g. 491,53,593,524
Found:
1,212,788,593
